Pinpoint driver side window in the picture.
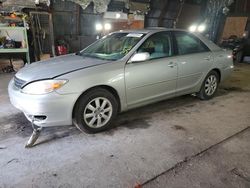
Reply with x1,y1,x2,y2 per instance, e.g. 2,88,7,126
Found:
137,32,173,60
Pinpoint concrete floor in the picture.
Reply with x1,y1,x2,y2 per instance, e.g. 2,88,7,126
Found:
0,64,250,188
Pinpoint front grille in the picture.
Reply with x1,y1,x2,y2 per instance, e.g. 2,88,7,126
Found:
14,76,26,89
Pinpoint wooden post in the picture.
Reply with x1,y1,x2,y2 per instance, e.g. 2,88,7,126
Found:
158,0,169,27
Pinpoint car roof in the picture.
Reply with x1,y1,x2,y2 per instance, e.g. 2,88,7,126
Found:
116,27,187,34
113,27,221,51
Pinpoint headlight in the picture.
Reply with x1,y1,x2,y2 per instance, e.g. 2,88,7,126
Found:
22,79,68,95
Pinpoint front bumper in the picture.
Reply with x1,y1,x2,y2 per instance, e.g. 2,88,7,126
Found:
8,78,79,127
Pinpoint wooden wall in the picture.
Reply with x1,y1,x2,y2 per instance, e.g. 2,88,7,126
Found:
221,16,248,39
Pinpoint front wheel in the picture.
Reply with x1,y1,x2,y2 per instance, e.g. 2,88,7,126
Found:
73,88,118,133
198,71,219,100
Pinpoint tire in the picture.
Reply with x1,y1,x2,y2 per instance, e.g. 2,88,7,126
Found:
73,88,118,133
235,51,243,63
198,70,219,100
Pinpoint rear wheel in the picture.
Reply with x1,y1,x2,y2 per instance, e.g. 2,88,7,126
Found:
73,88,118,133
198,71,219,100
235,51,243,63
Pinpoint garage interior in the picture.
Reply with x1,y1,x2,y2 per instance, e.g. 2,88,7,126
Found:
0,0,250,187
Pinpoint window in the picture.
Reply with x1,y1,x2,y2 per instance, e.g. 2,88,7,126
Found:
174,32,209,55
137,32,173,60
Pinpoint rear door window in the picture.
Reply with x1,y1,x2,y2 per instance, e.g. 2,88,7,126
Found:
174,31,210,55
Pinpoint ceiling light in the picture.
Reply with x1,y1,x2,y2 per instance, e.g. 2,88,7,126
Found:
116,13,121,19
95,23,103,31
197,24,206,32
104,23,111,31
189,25,197,32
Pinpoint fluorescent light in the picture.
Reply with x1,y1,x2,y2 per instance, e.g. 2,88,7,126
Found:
189,25,197,32
116,13,121,19
104,23,111,31
197,24,206,32
95,23,103,31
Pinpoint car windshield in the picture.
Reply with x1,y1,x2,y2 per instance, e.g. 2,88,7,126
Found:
80,32,145,61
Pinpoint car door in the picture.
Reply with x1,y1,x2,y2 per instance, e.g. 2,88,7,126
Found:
173,31,213,94
125,32,178,107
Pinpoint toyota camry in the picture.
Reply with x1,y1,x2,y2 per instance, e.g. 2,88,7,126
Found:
8,28,234,133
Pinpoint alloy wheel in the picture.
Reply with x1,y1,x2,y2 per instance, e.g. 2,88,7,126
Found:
204,75,217,96
83,97,113,128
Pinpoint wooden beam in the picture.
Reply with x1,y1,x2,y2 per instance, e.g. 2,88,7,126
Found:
244,0,248,12
76,4,80,36
174,0,185,28
158,0,170,27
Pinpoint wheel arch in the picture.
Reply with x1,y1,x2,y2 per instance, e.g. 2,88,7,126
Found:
72,85,121,119
211,68,221,82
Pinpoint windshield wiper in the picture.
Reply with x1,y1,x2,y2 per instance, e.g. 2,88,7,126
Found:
81,53,117,61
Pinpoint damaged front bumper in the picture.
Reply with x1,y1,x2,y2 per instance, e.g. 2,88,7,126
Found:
8,78,78,127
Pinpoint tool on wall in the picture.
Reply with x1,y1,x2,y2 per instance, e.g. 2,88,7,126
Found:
29,11,55,61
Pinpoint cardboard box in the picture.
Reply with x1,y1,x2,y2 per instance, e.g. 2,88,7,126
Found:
0,58,11,71
40,54,51,61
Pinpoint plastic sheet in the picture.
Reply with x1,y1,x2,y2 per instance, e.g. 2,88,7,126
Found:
66,0,111,13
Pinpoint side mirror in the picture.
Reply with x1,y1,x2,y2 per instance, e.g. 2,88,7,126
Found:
128,52,150,63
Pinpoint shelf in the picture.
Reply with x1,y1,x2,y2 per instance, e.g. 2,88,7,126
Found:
0,48,28,53
4,16,23,22
0,19,30,64
0,27,27,30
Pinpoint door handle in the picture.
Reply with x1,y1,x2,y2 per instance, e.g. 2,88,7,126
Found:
168,62,176,68
204,56,211,61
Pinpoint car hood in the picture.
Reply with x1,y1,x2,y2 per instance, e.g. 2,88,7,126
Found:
15,54,110,82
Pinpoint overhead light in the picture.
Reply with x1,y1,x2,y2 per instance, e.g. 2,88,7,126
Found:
189,25,197,32
189,24,206,33
104,23,111,31
95,23,103,31
116,13,121,19
197,24,206,32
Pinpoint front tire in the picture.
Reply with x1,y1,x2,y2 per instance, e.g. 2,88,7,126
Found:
73,88,118,133
198,70,219,100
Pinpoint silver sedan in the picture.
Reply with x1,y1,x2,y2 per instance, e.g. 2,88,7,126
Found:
8,28,234,133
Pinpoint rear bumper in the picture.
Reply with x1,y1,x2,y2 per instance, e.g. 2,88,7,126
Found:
221,65,234,81
8,78,79,127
